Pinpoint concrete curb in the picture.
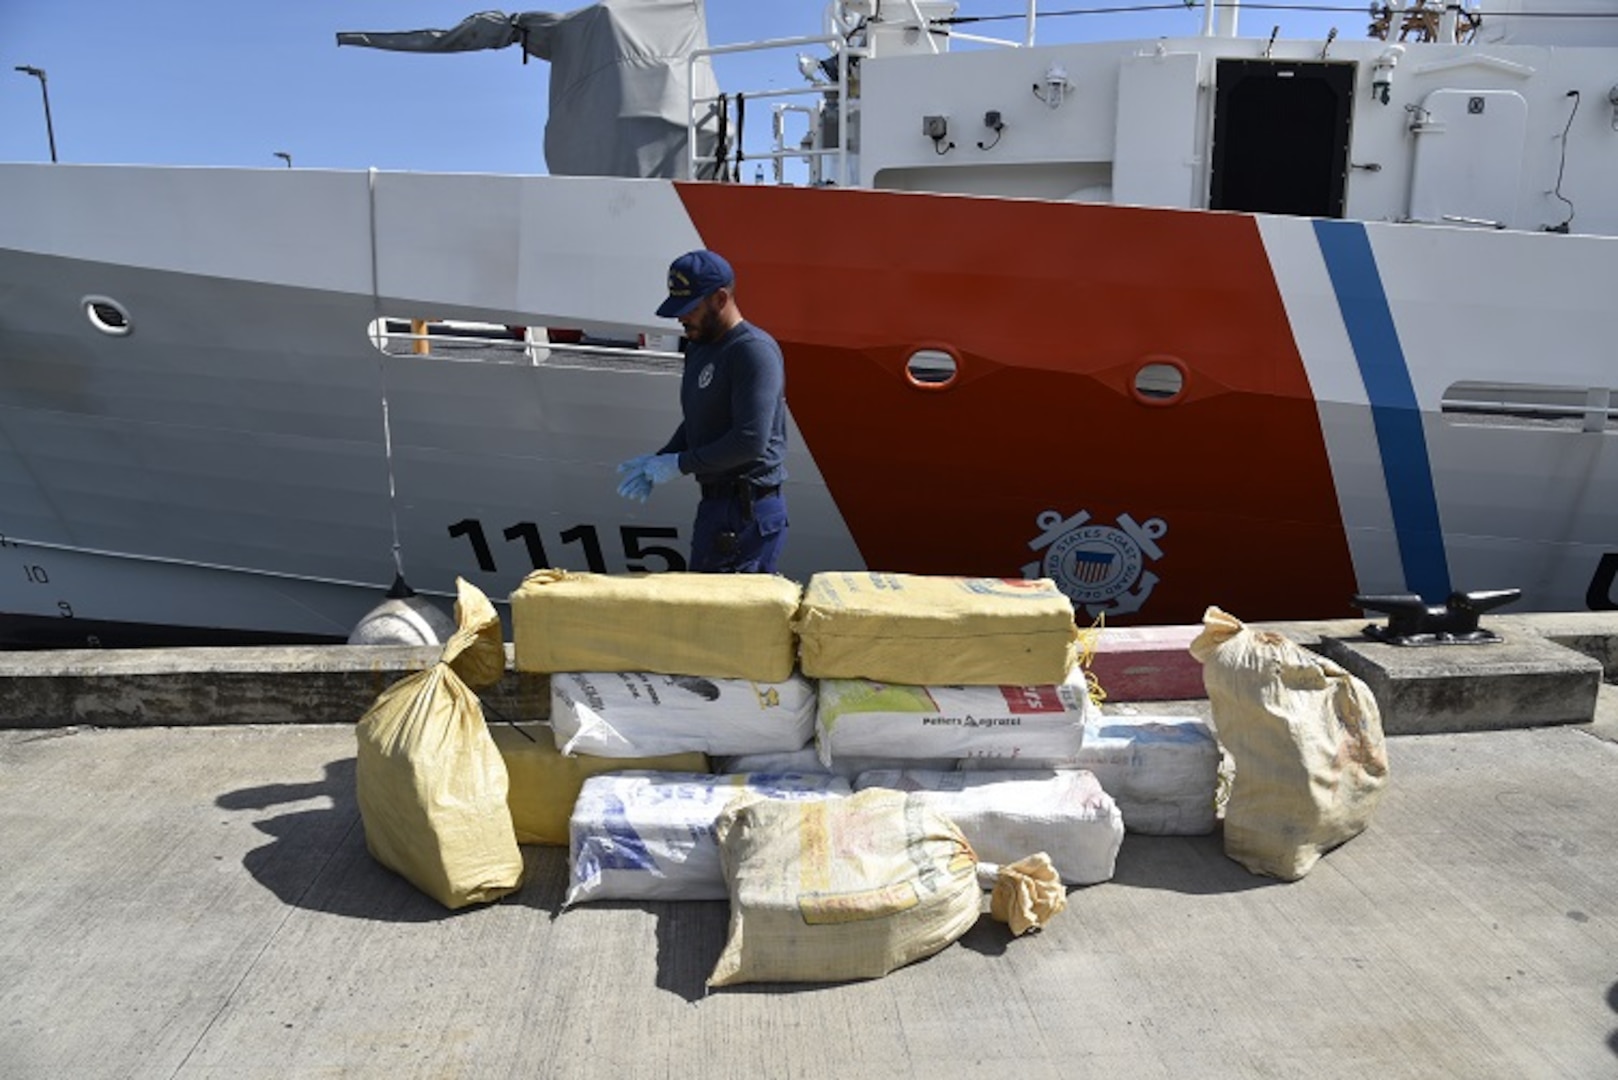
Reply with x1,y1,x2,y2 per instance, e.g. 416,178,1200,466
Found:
0,612,1612,731
0,645,550,730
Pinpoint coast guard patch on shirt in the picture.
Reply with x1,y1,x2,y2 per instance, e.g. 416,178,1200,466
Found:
698,362,715,389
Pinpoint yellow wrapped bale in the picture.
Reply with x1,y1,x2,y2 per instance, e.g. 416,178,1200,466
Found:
511,570,801,682
708,788,983,986
488,722,709,845
794,572,1080,686
355,579,525,909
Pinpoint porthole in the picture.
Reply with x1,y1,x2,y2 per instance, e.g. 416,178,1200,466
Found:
905,348,959,388
1132,358,1186,405
83,295,132,337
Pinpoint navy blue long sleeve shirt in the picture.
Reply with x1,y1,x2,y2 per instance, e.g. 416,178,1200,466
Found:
658,321,787,489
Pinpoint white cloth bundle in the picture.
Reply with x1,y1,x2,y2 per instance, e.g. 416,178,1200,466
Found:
551,670,815,758
854,768,1123,885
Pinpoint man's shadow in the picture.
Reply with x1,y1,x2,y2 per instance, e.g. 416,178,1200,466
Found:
217,757,459,922
219,756,570,922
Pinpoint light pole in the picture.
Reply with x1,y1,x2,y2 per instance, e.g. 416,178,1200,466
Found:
273,151,292,168
14,65,57,162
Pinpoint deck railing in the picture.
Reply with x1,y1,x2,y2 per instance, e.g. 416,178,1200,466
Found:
687,32,862,188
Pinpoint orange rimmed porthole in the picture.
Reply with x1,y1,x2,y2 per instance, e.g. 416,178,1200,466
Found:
904,347,960,390
1131,356,1186,406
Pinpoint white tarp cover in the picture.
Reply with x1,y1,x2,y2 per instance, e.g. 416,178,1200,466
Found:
337,1,721,178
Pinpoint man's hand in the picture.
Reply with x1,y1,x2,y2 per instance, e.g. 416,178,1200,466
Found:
643,453,681,487
616,471,653,502
616,454,654,502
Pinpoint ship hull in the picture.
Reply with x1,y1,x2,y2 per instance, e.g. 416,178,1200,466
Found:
1,164,1614,644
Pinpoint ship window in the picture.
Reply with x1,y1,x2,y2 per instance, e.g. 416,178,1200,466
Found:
83,296,131,336
363,316,683,372
1133,359,1186,405
905,348,958,388
1442,381,1615,432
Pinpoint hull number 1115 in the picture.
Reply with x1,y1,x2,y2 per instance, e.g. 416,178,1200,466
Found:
447,519,686,575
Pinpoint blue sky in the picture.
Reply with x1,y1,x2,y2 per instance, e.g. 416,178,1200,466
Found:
2,1,1347,174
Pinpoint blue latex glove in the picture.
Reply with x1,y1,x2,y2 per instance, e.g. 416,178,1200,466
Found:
616,470,653,502
615,454,653,502
616,453,653,479
643,453,681,487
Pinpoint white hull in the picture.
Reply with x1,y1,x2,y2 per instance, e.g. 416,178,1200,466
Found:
5,10,1618,642
0,172,863,641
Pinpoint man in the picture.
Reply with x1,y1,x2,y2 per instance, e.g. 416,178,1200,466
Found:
616,249,789,573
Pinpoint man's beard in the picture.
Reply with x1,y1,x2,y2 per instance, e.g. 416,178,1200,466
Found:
683,305,725,344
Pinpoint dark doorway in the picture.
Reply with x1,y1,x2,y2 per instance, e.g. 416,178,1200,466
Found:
1209,60,1354,219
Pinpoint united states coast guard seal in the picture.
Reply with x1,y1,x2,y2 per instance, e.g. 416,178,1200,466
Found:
1022,509,1167,618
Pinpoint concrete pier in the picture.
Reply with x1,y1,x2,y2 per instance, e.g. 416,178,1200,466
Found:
0,611,1615,1077
3,717,1616,1078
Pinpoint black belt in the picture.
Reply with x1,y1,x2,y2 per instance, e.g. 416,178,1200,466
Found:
700,480,780,501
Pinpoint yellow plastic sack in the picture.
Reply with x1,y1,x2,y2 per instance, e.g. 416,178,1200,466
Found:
510,570,801,682
488,722,708,845
793,572,1080,686
1190,606,1390,881
355,578,525,909
708,789,983,986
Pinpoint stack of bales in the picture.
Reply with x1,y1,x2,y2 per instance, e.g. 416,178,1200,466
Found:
784,572,1119,887
510,570,834,907
353,567,1240,984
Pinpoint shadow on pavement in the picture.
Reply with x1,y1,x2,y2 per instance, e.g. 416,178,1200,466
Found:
514,846,570,914
1607,980,1618,1057
954,917,1014,959
217,756,459,923
653,897,731,1001
1109,828,1279,894
513,890,730,1003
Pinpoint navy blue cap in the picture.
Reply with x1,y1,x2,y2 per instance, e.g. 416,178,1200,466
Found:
656,249,734,319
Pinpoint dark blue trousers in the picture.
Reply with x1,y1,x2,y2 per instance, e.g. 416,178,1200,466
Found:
690,490,788,573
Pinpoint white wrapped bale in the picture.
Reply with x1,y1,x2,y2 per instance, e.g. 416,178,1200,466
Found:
1078,714,1222,835
816,669,1091,766
854,768,1123,885
565,771,850,905
962,713,1223,835
551,671,815,758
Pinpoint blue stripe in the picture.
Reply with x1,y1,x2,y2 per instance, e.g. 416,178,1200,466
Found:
1313,219,1451,602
